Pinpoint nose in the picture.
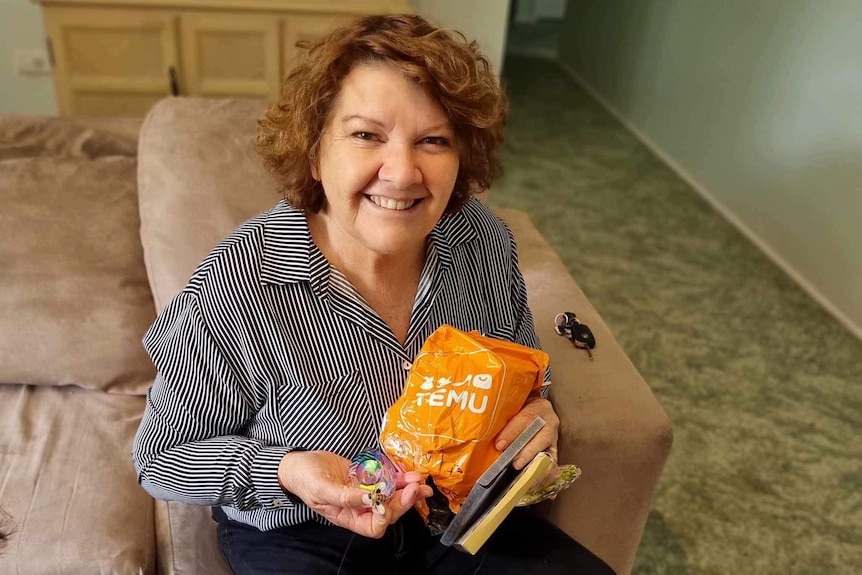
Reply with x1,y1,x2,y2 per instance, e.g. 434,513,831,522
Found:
378,143,422,189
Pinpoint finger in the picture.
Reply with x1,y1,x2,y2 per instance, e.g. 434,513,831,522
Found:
365,504,393,538
327,484,371,510
347,510,390,539
404,482,433,505
367,487,419,537
362,485,425,538
324,483,433,538
505,398,560,457
494,404,542,451
397,471,427,487
511,437,541,470
494,397,560,451
534,460,560,487
318,497,391,539
512,429,557,470
388,483,432,520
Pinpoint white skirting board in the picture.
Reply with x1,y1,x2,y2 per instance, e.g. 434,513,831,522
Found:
557,60,862,342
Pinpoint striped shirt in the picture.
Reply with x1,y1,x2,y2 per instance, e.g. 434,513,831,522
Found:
132,198,549,531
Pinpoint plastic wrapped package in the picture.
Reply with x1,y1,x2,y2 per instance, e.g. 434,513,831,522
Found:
380,325,549,517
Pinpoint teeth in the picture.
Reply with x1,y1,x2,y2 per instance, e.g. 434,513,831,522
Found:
370,196,416,211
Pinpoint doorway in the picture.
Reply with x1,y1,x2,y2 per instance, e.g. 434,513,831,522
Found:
506,0,567,60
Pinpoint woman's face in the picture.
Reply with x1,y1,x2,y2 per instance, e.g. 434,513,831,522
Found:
312,62,460,259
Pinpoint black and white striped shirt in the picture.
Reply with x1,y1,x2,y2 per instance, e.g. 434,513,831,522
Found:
132,198,549,531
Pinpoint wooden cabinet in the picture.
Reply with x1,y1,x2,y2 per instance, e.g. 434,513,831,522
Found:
37,0,414,116
282,13,356,75
42,6,180,116
179,13,281,102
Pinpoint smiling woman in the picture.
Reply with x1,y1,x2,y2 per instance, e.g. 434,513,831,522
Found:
131,14,613,575
304,62,464,342
256,14,506,216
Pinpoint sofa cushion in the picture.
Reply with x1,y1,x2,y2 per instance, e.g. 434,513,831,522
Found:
137,97,278,311
0,115,140,160
0,385,155,574
154,501,231,575
0,154,156,393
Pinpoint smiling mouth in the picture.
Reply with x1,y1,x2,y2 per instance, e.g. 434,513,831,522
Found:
367,195,420,211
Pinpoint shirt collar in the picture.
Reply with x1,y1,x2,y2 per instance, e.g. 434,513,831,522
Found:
259,199,479,286
260,201,322,286
429,201,479,266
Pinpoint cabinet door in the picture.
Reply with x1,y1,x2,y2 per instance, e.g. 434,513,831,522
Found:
43,7,178,116
282,14,357,77
180,13,280,103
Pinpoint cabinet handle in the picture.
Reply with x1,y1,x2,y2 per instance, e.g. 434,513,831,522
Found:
168,66,180,96
46,38,55,68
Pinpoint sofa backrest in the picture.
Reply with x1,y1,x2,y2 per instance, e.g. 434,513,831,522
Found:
137,98,279,312
0,116,156,394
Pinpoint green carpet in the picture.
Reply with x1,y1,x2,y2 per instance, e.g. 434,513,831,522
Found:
493,56,862,575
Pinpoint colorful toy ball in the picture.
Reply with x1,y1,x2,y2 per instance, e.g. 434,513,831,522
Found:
347,449,399,514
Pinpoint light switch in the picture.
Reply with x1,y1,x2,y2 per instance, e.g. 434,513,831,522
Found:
15,49,52,75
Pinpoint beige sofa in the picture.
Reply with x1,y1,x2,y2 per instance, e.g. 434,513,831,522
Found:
0,98,672,575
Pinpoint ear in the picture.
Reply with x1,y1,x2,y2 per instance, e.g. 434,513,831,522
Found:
310,127,329,181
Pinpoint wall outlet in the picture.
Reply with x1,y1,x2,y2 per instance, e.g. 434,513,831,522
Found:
16,49,52,76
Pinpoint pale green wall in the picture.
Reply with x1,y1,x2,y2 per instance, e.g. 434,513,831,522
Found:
559,0,862,336
0,0,57,115
413,0,510,75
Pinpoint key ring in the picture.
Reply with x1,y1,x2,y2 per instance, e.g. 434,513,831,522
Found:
553,311,597,360
554,311,579,336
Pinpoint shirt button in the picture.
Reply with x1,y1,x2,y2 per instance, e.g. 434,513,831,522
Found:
272,499,284,508
401,360,412,370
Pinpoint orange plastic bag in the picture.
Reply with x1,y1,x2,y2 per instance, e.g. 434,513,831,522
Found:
380,325,549,515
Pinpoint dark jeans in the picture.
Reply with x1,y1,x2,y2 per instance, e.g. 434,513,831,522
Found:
213,506,615,575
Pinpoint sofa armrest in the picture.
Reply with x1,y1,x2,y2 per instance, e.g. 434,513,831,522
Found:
497,208,672,575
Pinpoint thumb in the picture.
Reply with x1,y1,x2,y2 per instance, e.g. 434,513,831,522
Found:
368,505,393,537
323,484,370,511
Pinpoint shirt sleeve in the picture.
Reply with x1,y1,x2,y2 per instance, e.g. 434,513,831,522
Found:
504,225,553,398
131,292,300,511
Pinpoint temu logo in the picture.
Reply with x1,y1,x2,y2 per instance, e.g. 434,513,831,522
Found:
415,373,493,414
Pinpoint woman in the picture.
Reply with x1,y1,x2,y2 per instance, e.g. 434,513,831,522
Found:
132,14,613,575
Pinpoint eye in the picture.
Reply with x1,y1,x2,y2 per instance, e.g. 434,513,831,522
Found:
354,131,378,141
422,136,450,147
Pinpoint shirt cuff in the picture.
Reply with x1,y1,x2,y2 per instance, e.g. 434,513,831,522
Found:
250,445,303,510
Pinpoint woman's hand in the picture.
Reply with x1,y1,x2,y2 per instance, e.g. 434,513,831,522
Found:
277,450,432,538
494,396,560,470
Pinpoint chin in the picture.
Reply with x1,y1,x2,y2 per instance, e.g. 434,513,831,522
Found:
361,233,423,257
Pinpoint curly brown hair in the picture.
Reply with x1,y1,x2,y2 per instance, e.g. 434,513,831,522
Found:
256,14,508,215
